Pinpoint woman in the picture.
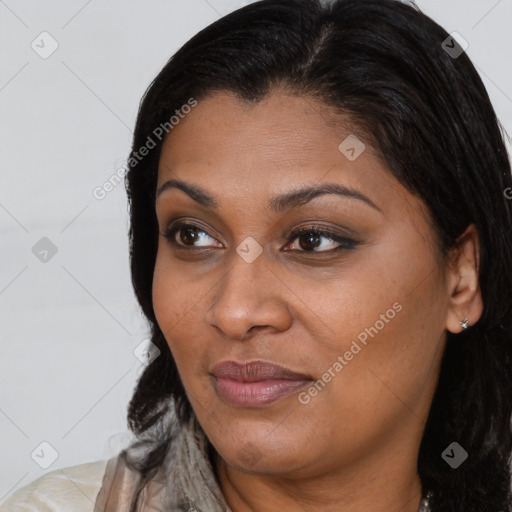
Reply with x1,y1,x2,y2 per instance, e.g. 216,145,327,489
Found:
3,0,511,510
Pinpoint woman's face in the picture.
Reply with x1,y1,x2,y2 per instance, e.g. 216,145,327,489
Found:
153,90,452,479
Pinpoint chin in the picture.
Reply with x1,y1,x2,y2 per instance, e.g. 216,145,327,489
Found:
211,426,311,474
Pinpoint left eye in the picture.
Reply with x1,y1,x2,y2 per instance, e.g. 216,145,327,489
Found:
285,228,357,253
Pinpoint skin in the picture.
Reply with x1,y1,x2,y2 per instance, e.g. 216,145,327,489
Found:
152,90,483,512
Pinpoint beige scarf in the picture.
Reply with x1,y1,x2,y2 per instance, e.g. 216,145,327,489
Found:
94,398,231,511
94,400,431,511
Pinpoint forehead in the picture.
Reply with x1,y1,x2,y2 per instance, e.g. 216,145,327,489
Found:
157,90,381,187
156,90,427,224
163,91,353,152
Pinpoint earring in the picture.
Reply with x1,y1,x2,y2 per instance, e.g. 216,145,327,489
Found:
460,317,470,330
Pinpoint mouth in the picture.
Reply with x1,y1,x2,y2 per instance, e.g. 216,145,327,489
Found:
210,360,313,407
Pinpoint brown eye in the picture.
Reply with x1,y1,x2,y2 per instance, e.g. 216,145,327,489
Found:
163,222,222,248
179,225,201,245
296,231,323,251
285,227,358,253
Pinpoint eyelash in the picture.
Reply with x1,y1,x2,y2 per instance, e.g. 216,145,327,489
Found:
162,221,358,254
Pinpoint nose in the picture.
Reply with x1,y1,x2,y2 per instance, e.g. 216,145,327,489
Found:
205,252,292,341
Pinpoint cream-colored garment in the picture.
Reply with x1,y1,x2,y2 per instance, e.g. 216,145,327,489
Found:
0,459,108,511
1,399,431,511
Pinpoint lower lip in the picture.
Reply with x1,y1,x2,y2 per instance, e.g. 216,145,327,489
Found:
212,377,310,407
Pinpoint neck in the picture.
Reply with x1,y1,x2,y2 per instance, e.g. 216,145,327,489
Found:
214,436,424,512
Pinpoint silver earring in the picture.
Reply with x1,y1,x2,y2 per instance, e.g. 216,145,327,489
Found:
460,317,470,330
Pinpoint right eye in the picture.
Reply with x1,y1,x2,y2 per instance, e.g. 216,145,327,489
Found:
162,222,223,249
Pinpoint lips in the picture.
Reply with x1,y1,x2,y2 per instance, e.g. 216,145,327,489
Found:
210,360,313,407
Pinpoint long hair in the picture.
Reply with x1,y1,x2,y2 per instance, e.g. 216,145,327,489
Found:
123,1,512,509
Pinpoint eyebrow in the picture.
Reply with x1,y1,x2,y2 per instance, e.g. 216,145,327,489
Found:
155,179,381,213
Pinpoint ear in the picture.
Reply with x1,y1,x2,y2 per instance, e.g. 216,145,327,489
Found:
445,224,484,334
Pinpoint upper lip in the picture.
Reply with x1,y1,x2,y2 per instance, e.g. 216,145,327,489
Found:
210,360,312,382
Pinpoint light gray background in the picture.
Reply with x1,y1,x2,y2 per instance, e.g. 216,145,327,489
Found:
1,0,511,504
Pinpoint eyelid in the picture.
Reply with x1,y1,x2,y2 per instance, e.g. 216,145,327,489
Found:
285,222,360,242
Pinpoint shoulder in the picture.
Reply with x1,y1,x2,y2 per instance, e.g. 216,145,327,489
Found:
0,458,110,512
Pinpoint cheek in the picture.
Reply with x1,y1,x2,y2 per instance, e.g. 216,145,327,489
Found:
298,230,447,403
152,254,180,334
152,251,212,380
153,253,190,349
336,276,445,424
